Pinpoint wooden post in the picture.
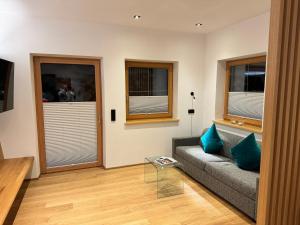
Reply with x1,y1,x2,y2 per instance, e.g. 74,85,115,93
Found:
257,0,300,224
0,143,4,160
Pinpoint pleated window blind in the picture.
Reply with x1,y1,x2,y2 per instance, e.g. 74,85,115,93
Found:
43,102,97,168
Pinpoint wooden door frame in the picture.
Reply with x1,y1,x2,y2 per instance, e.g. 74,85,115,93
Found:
32,54,103,173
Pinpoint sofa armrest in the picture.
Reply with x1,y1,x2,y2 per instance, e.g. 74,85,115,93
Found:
172,136,201,157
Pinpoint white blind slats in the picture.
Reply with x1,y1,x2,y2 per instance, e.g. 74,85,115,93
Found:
43,102,97,168
228,92,264,120
129,96,168,114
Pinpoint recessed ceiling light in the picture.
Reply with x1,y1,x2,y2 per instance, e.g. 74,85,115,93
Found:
133,15,141,20
195,23,203,27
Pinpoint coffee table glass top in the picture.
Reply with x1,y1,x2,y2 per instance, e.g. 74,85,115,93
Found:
145,156,182,169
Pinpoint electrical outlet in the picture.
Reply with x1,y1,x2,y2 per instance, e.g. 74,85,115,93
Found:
188,109,195,114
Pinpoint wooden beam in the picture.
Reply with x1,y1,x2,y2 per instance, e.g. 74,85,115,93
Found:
0,143,4,160
257,0,300,224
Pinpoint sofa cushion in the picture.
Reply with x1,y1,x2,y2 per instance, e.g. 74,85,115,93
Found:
204,161,259,200
175,145,230,170
217,130,242,159
217,130,262,160
231,133,261,171
200,124,224,153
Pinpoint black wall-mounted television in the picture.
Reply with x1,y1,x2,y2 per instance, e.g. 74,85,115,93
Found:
0,58,14,113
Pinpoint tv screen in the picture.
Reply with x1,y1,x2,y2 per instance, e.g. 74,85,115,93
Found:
0,59,14,113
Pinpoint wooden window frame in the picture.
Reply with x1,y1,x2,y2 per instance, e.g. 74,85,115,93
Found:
224,55,266,127
125,61,173,121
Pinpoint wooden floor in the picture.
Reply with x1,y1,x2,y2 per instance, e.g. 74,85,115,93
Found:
14,165,255,225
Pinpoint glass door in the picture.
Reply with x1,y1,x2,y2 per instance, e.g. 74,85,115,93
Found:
33,56,102,173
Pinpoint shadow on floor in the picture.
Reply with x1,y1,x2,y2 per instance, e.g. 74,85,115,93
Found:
4,180,30,225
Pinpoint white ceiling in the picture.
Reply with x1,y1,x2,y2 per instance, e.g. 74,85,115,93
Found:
0,0,270,33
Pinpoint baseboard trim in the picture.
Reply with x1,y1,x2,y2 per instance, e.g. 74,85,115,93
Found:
103,162,145,170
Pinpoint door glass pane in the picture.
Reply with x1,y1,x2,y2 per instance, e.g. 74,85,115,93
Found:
41,63,95,102
128,67,168,114
41,62,98,168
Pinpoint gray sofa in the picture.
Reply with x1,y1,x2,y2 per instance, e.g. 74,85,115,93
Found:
172,129,260,220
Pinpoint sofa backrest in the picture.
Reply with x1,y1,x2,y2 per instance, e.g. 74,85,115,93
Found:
215,129,262,159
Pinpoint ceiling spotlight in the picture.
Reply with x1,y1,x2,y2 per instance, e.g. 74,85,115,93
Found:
133,15,141,20
195,23,203,27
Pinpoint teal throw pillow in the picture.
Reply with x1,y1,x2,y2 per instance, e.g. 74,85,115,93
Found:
231,133,261,171
200,124,223,153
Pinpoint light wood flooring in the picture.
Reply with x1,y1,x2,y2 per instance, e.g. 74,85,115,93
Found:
14,165,255,225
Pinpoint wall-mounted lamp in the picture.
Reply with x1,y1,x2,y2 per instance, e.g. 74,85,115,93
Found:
189,91,196,136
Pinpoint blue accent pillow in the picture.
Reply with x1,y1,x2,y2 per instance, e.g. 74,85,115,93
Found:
231,133,261,171
200,124,223,153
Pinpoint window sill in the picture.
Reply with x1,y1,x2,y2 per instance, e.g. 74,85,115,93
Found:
214,119,263,134
125,118,179,125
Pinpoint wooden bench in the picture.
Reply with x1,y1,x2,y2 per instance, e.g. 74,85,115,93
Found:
0,144,34,225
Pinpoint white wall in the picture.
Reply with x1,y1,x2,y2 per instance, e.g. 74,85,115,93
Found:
0,12,205,178
0,10,271,178
202,13,270,133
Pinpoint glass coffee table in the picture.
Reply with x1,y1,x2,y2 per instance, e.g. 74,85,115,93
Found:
144,156,184,198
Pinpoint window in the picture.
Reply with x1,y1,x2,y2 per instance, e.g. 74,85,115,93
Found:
125,61,173,120
224,56,266,127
